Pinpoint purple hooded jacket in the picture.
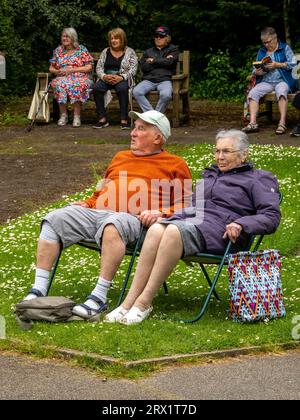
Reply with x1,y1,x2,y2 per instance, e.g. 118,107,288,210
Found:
168,163,281,254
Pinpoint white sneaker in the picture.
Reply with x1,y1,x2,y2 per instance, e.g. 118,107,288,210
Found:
120,306,152,325
57,114,68,126
73,115,81,127
104,306,129,323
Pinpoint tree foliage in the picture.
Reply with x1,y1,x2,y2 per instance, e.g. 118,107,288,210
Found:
0,0,299,99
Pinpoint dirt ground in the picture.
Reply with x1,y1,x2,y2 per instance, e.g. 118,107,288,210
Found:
0,99,299,224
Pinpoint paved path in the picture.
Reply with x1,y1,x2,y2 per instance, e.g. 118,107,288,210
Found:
0,350,299,400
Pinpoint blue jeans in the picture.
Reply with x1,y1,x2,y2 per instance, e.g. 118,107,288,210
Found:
133,80,172,113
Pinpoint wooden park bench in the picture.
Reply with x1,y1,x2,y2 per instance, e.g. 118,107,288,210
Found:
33,50,190,128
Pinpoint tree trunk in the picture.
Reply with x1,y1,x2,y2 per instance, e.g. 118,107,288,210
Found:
283,0,291,44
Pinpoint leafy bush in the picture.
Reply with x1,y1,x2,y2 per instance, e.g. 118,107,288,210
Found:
190,49,254,102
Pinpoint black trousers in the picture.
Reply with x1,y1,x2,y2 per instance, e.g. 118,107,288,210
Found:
92,79,129,121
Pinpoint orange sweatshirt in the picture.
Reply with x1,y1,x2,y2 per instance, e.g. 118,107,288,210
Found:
84,150,192,215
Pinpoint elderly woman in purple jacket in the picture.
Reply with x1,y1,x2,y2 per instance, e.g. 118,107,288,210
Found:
105,129,281,325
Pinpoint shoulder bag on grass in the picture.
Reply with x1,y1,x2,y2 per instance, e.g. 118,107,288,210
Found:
228,249,286,322
15,296,76,330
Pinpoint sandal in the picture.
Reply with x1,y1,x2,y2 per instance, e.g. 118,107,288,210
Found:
72,294,108,321
120,306,153,325
104,305,129,323
242,123,259,133
276,123,287,135
23,288,45,301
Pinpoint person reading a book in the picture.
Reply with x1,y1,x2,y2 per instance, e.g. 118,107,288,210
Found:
242,27,298,135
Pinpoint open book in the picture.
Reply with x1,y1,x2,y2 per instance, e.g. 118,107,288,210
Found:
253,56,272,71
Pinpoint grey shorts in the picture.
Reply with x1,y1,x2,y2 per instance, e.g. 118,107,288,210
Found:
248,81,289,103
159,219,205,257
43,206,142,249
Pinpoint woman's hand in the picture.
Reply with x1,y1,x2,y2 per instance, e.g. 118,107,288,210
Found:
111,74,123,84
264,62,286,71
255,68,265,76
103,74,123,85
223,222,242,243
50,64,65,77
64,66,75,76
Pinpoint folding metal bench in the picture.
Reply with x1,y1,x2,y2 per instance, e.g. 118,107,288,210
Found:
46,226,168,308
46,193,281,322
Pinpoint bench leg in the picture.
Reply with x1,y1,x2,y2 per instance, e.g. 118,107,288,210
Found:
265,101,273,122
52,98,60,122
199,263,221,301
172,93,180,127
46,246,63,295
182,94,190,123
116,227,145,307
173,241,231,323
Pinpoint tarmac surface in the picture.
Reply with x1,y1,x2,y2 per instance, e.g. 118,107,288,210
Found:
0,350,299,400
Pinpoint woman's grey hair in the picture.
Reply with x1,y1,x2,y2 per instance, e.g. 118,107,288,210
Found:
216,129,249,154
62,27,79,48
261,27,277,39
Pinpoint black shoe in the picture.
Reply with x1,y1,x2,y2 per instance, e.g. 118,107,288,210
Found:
121,122,132,130
290,123,300,137
93,121,109,129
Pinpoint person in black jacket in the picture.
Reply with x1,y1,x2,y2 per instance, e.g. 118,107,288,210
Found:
133,26,179,113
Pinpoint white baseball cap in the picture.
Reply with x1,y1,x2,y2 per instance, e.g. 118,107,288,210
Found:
129,110,171,140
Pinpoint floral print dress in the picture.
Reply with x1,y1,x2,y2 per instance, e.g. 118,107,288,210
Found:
50,45,94,104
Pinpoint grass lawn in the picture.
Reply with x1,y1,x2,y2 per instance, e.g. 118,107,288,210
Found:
0,144,299,376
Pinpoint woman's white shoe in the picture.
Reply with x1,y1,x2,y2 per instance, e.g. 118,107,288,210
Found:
57,114,68,126
120,306,152,325
73,115,81,127
104,306,129,323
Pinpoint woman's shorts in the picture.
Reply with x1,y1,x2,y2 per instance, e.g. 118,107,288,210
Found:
159,219,205,257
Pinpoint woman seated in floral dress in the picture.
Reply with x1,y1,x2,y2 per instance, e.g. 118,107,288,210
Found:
50,27,94,127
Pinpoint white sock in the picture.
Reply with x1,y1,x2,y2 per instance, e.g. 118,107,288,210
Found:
24,268,50,300
86,277,112,309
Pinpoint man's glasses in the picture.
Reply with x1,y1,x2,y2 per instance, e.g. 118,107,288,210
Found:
155,34,167,39
213,149,242,156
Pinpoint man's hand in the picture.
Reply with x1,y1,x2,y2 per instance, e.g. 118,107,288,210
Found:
223,222,242,243
71,200,89,208
138,210,164,227
146,57,154,63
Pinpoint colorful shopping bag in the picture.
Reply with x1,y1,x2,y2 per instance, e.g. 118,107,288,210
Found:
228,250,286,322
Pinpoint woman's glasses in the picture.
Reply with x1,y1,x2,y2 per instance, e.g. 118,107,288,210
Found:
213,149,242,156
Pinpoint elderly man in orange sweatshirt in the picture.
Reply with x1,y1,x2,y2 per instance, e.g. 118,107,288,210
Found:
23,110,192,320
